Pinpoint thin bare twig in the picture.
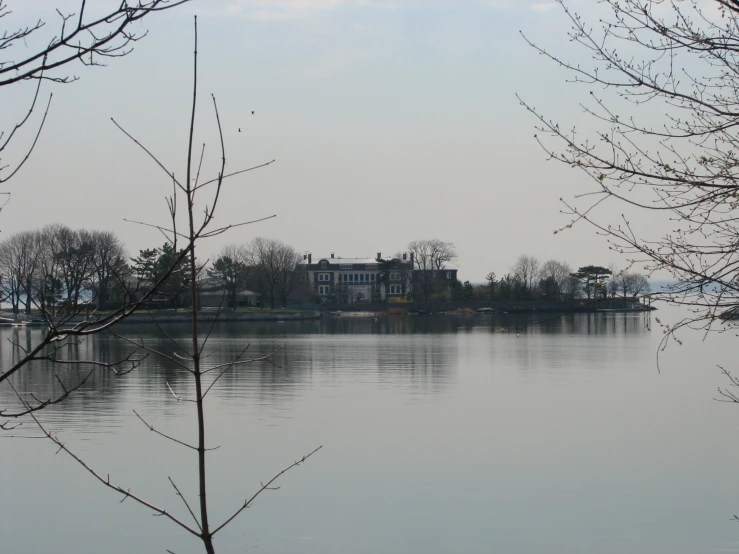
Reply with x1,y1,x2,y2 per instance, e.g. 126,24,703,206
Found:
133,410,206,451
212,445,323,536
168,476,203,532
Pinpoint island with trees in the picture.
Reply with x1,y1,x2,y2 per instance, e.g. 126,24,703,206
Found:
0,228,652,320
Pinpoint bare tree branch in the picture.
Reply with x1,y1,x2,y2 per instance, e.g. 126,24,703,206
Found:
212,445,323,536
6,379,201,538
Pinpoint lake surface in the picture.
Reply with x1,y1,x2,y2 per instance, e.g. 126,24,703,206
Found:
2,308,739,554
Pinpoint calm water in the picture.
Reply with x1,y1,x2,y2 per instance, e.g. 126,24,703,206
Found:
2,308,739,554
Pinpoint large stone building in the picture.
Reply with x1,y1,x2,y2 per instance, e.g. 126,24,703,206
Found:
297,253,414,303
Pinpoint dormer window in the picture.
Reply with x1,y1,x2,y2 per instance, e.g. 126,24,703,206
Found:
320,260,327,268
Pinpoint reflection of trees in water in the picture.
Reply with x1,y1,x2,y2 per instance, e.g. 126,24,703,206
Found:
484,313,653,376
195,316,485,336
0,327,137,428
0,325,207,426
114,319,458,402
374,335,454,391
313,313,650,336
0,314,649,418
486,312,651,336
212,334,455,403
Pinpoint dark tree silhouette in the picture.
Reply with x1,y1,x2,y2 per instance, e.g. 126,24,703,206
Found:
571,266,612,300
206,246,250,309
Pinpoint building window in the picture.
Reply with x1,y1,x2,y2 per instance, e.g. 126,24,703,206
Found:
366,264,377,269
320,260,327,268
370,274,375,282
389,284,402,294
340,264,352,269
446,271,452,279
360,274,365,283
318,273,331,282
318,285,330,296
390,272,400,281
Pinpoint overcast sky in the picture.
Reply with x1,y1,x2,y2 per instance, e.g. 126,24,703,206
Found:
1,0,661,282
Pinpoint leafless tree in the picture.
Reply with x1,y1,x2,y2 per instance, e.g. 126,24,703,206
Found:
32,224,65,313
520,0,739,334
0,234,23,312
408,239,458,301
88,230,128,309
54,226,97,307
614,272,651,298
0,225,129,314
4,17,319,554
275,243,303,307
512,254,540,297
539,259,571,296
0,0,189,202
218,244,249,266
246,237,301,308
536,259,574,300
0,229,41,314
628,273,651,297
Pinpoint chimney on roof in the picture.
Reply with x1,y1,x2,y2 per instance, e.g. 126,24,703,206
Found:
377,252,381,260
402,253,407,261
410,252,414,265
331,252,334,259
303,254,307,260
308,253,312,264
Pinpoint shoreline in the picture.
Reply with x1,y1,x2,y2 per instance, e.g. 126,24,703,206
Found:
0,309,322,326
0,298,655,326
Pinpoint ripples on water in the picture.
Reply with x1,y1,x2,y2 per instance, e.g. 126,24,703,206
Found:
2,310,739,554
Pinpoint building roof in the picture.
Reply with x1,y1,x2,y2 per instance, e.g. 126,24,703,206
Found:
298,257,381,266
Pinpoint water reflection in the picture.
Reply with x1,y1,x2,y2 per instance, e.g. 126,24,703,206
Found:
481,311,652,335
0,314,651,422
14,311,739,554
0,327,137,424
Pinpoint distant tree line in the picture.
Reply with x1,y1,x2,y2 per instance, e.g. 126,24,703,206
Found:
205,238,302,309
479,255,650,303
0,226,303,313
0,225,128,314
0,228,652,313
